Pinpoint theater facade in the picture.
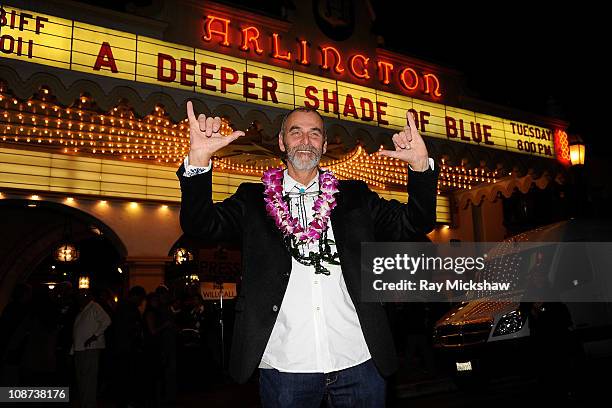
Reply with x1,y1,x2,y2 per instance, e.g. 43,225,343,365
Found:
0,0,572,304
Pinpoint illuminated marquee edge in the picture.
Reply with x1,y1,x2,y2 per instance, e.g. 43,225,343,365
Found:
0,5,560,161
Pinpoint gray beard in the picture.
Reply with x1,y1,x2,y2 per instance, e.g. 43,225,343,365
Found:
286,144,322,171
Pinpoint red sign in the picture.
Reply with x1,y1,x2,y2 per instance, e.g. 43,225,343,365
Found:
201,14,443,99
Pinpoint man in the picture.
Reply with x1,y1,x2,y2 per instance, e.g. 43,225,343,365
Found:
176,101,438,407
154,285,178,405
72,291,111,408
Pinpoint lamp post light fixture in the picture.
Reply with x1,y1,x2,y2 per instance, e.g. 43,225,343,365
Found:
569,135,586,166
55,216,79,262
567,134,588,218
55,243,79,262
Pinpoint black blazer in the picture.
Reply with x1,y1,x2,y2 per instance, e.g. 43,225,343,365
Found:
176,163,439,384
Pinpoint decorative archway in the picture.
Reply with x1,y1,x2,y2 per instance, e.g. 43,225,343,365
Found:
0,199,127,309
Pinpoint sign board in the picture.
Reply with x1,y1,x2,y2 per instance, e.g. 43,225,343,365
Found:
0,6,557,159
201,281,237,300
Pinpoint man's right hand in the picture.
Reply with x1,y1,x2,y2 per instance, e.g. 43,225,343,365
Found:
186,100,245,166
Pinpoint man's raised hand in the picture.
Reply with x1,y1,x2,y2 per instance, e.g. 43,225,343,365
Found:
187,100,245,167
378,110,430,172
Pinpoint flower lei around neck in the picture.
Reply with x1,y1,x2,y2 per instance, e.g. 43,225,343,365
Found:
262,167,340,275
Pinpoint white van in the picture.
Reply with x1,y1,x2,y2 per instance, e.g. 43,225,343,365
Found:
432,218,612,379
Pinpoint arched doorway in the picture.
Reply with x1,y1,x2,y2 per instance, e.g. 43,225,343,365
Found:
0,199,128,310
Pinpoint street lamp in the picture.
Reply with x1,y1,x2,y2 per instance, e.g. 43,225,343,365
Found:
569,135,586,166
567,134,587,217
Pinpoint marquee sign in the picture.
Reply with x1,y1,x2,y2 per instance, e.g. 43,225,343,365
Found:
201,14,443,99
0,6,558,159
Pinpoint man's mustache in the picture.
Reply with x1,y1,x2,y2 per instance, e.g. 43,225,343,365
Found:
288,144,320,155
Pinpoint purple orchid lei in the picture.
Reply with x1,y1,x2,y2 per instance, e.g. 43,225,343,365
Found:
262,167,341,275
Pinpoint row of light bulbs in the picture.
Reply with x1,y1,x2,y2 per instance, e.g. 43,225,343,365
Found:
0,92,190,163
437,157,498,191
0,90,500,192
327,146,403,189
212,158,500,193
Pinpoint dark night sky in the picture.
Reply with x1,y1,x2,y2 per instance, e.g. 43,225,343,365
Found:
373,2,607,155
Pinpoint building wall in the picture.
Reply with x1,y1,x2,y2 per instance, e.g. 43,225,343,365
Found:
428,197,506,243
480,198,506,241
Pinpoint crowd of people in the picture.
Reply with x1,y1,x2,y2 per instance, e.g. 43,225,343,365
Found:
0,282,227,407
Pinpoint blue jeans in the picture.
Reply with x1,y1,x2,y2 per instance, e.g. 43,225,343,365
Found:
259,359,386,407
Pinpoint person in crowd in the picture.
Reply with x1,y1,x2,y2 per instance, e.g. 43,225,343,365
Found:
143,292,166,407
72,290,111,408
3,285,59,386
94,288,116,399
0,283,33,385
154,285,178,405
112,285,146,408
53,281,78,385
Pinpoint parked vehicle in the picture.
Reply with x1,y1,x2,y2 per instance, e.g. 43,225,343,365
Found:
432,218,612,384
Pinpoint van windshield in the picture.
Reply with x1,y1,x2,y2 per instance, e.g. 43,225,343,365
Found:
463,243,557,301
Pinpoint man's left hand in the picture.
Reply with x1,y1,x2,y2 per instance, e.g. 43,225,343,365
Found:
379,110,430,171
84,334,97,348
